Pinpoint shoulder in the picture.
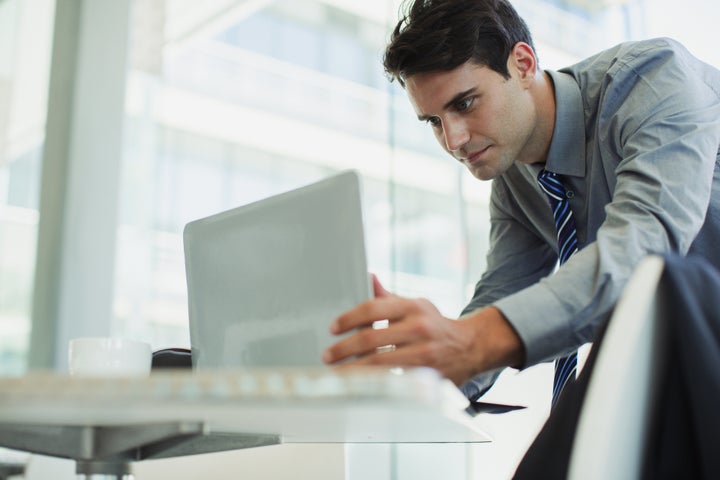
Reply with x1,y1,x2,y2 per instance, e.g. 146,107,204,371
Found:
560,38,713,91
563,38,689,75
559,38,719,123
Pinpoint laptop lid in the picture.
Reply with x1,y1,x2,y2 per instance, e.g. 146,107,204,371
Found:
183,170,371,369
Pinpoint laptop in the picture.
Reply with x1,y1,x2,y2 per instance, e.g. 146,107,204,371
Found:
183,170,372,369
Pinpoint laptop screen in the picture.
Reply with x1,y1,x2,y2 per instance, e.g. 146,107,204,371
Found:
183,170,371,369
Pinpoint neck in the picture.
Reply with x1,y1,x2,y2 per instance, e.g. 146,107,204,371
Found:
526,70,556,165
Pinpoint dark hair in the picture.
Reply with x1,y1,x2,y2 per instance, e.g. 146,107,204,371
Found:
383,0,535,86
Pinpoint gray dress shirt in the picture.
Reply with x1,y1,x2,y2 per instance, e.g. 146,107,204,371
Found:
460,37,720,398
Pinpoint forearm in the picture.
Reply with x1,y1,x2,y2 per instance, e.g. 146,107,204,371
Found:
459,306,525,378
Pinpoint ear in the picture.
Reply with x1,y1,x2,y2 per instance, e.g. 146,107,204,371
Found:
508,42,538,87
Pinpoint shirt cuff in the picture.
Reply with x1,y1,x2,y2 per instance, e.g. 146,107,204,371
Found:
459,369,503,401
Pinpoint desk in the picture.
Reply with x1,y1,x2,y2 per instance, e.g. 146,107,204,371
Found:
0,367,490,478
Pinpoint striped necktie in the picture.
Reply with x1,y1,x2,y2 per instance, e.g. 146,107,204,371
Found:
537,169,579,408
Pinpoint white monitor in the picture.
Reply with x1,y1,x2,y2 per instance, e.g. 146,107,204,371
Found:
183,170,371,369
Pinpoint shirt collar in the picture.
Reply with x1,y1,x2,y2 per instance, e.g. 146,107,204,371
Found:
542,69,586,178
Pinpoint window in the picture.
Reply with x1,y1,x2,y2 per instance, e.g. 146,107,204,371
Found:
0,0,54,375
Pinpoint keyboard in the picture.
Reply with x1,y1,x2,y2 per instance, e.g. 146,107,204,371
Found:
0,367,487,444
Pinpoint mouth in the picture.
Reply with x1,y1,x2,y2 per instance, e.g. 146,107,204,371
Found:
462,145,492,166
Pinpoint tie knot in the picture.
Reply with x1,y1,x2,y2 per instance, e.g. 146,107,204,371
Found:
538,168,555,180
537,169,567,202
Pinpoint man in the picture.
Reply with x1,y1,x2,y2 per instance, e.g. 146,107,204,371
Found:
322,0,720,401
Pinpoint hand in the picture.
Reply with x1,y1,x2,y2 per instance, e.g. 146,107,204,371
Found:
322,275,524,386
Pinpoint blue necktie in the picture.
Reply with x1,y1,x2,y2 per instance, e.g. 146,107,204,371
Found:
537,169,579,408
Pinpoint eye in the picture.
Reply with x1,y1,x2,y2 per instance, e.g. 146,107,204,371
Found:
425,116,441,128
456,97,474,112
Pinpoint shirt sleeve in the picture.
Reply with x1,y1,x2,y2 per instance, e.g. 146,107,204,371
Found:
495,40,720,366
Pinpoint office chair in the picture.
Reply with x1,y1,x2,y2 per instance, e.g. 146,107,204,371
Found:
566,255,666,479
516,254,720,479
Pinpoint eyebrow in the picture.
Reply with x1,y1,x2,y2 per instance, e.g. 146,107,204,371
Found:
416,88,478,121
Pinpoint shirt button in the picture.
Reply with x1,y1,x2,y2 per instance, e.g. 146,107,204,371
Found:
566,190,575,199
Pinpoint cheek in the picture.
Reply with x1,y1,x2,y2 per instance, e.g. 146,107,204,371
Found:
486,105,523,146
484,85,531,140
470,97,511,139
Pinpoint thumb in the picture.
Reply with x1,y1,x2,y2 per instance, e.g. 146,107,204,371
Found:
371,273,392,298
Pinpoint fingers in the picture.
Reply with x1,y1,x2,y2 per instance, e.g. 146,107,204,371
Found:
331,345,427,369
323,314,426,364
329,295,417,335
324,298,442,364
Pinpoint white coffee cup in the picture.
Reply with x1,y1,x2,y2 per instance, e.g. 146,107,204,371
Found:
68,337,152,377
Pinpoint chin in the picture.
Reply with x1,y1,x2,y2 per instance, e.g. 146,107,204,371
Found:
468,166,497,181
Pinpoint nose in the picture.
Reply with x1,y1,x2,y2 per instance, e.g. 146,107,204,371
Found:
443,117,470,153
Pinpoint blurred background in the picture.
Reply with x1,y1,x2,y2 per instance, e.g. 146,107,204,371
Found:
1,0,718,478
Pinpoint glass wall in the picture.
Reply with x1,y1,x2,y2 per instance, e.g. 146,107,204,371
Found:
0,0,55,375
114,0,478,349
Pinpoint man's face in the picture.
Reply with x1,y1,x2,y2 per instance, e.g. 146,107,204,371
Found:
405,59,539,181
